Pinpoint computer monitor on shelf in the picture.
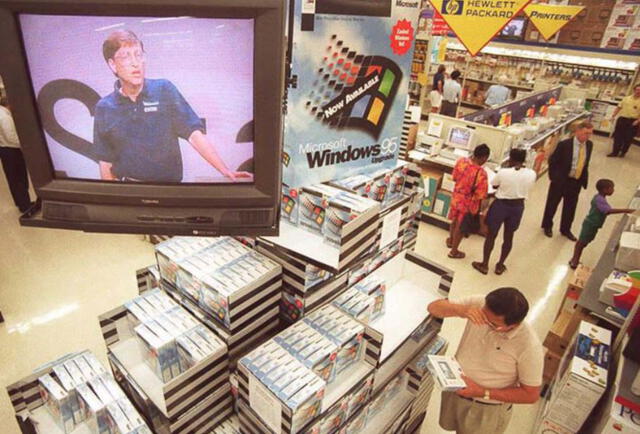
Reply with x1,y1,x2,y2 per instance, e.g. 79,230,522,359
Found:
446,126,475,150
0,0,286,236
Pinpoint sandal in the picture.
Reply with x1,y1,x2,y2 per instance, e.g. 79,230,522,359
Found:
446,238,452,248
472,261,488,275
495,263,507,275
448,251,466,259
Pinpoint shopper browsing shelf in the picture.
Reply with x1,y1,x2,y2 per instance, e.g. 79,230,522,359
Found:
541,121,594,241
427,288,543,434
0,97,33,213
440,70,462,117
608,84,640,158
569,179,634,269
472,149,536,275
484,76,511,107
446,144,490,259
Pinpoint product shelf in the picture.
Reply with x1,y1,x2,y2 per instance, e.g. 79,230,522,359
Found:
366,389,415,434
614,355,640,414
29,402,96,434
321,360,375,413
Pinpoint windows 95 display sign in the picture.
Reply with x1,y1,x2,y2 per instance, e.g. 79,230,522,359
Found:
283,0,421,188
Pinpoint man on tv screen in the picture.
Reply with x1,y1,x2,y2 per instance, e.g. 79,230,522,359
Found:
94,30,250,183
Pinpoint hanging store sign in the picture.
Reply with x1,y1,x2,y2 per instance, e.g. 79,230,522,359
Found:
427,0,532,56
524,4,585,40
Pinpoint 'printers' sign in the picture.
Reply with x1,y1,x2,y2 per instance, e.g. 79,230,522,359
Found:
427,0,532,55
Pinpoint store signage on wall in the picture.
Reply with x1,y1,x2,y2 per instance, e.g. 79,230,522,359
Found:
524,4,585,40
427,0,532,55
283,0,421,188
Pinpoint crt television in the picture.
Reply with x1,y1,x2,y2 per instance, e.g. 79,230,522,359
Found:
0,0,285,236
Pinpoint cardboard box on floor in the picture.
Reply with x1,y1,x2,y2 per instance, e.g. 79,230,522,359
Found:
543,348,563,384
558,265,593,317
544,309,595,356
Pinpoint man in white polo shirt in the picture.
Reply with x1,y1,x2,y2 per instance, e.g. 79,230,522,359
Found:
427,287,543,434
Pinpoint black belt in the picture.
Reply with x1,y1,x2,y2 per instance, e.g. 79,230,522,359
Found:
459,396,512,409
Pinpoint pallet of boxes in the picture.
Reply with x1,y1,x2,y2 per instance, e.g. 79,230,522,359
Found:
7,351,153,434
542,264,594,389
534,321,612,434
238,233,453,433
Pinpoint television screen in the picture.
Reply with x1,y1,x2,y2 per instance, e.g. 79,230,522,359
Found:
448,127,473,149
499,17,526,39
19,14,255,184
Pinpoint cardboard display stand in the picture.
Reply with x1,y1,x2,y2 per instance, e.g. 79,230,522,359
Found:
283,0,422,188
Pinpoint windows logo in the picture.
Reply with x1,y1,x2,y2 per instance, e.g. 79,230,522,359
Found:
304,34,402,139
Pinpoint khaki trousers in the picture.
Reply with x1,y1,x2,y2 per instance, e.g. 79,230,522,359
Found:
439,391,513,434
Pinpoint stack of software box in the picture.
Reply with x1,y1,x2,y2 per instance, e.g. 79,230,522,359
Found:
536,321,612,434
123,289,225,383
259,185,380,326
332,275,386,324
154,236,283,364
237,305,371,433
9,351,151,434
99,288,231,433
285,184,379,248
328,161,410,207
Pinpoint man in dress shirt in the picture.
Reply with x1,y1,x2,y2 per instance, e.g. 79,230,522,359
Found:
428,287,543,434
440,70,462,117
541,121,594,240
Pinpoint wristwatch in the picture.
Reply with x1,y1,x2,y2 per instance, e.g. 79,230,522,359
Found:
484,389,491,400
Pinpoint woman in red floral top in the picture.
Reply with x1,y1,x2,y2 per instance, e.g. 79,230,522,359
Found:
447,144,490,258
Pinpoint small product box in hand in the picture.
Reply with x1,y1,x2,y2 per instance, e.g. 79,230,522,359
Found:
426,355,466,392
38,374,76,433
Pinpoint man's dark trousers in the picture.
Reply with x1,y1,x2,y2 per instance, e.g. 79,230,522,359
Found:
541,178,582,234
0,147,31,211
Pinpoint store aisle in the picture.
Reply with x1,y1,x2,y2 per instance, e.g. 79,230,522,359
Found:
0,137,637,433
418,137,639,434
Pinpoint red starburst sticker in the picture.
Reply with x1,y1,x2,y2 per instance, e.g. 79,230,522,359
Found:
390,19,414,56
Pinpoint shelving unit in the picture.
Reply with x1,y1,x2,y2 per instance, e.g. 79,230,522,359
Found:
426,40,639,121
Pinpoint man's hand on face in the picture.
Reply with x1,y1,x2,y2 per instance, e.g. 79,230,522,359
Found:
457,375,485,399
464,306,490,326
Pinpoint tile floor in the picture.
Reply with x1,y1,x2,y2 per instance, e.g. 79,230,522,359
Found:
0,136,637,433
